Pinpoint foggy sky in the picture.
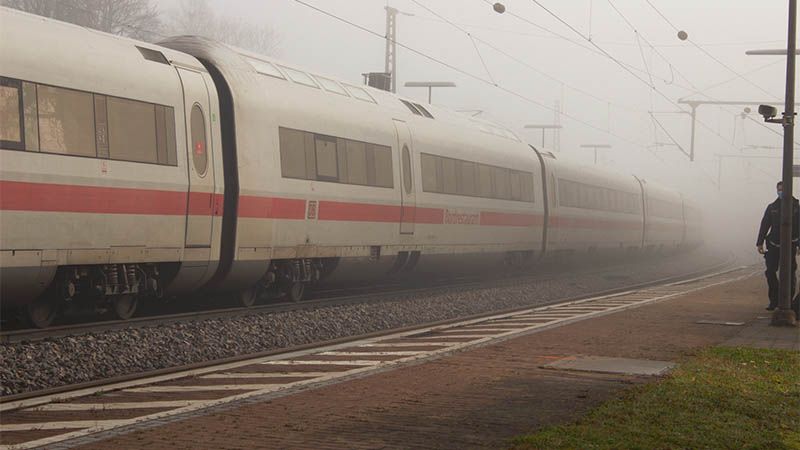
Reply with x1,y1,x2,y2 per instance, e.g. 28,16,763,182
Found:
155,0,796,257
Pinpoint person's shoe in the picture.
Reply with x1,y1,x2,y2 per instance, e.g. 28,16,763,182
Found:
766,306,776,311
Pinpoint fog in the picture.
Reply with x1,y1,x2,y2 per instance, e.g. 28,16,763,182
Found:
157,0,794,261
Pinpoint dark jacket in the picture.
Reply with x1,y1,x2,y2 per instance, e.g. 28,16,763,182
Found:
757,197,800,247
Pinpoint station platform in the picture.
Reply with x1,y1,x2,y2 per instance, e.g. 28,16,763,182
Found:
50,272,800,449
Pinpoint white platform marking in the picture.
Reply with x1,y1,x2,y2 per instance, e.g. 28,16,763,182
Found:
27,401,200,411
1,420,129,432
318,351,424,356
201,372,332,379
124,384,281,393
260,360,377,366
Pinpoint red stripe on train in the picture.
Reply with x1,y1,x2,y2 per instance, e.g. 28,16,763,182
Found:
480,211,544,227
0,180,188,215
238,195,306,219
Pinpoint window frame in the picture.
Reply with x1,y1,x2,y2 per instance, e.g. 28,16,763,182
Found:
0,77,25,150
280,65,321,89
0,76,178,166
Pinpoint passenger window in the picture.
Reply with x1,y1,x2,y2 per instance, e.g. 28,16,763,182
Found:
155,105,177,165
346,140,367,185
478,164,493,198
108,96,158,163
0,78,23,149
510,171,522,201
94,95,109,158
279,128,307,179
494,167,510,199
402,146,412,194
315,135,338,181
37,84,96,156
421,153,438,192
22,82,38,151
373,145,394,188
521,173,534,202
460,161,477,196
442,157,457,194
190,104,208,176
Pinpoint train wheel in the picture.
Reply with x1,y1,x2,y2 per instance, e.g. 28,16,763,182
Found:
283,282,305,303
26,296,58,329
239,287,258,307
113,294,138,320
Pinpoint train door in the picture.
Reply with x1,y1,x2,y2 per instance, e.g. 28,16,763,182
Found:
547,172,560,248
177,67,216,250
393,120,416,234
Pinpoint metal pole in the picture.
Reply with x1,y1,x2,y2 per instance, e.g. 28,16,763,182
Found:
775,0,798,326
428,86,432,103
594,148,598,164
542,129,545,147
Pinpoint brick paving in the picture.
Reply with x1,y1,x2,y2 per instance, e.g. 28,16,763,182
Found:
57,273,797,449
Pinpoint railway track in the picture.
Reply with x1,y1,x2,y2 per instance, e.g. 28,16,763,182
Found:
2,257,736,401
0,253,715,344
0,262,752,449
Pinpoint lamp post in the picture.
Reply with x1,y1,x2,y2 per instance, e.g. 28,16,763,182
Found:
524,124,562,148
580,144,612,164
752,0,798,327
403,81,456,103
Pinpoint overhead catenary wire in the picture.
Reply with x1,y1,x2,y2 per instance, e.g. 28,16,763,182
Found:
643,0,782,101
291,0,649,147
409,0,646,113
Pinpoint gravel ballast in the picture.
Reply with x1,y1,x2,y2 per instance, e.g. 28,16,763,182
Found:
0,250,731,396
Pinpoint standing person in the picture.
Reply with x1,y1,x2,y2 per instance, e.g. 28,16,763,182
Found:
756,181,800,310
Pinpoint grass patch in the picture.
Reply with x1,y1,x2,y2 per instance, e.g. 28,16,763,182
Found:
511,347,800,450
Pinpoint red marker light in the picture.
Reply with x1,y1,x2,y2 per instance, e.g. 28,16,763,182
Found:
195,142,204,155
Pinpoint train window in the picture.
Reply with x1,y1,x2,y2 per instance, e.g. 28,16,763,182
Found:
344,85,377,103
281,66,320,89
373,145,394,188
402,146,412,194
413,103,434,119
279,128,307,179
22,82,38,151
0,78,23,150
400,99,422,116
510,171,522,201
155,105,177,165
190,104,208,176
248,58,286,79
315,135,338,181
493,167,511,200
107,96,158,164
521,173,534,202
478,164,493,198
315,76,349,96
442,157,457,194
421,153,438,192
37,85,96,157
460,161,477,196
94,95,109,158
345,140,368,185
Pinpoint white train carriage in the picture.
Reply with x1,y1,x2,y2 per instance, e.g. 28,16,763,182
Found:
0,9,225,323
541,155,644,254
160,37,547,295
0,8,704,326
640,180,685,250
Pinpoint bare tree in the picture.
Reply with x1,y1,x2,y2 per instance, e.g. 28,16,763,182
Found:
1,0,162,41
168,0,279,56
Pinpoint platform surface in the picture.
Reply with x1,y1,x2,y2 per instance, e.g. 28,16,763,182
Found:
48,272,799,449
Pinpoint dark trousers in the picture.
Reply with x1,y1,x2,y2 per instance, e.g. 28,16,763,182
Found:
764,245,797,307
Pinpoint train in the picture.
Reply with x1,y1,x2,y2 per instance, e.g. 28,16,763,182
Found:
0,8,702,327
